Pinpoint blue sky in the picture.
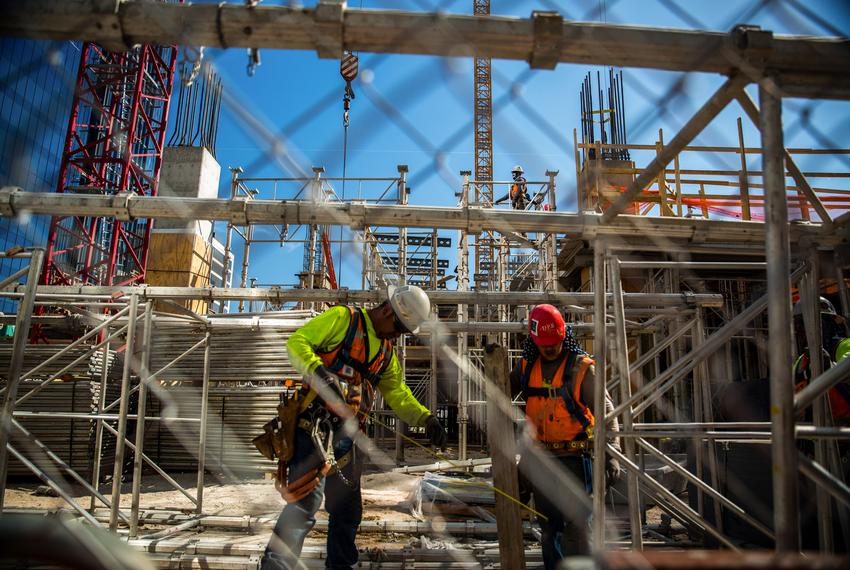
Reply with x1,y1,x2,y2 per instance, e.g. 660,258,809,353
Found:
175,0,850,294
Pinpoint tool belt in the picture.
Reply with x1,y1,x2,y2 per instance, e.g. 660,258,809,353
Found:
252,392,302,463
539,439,590,453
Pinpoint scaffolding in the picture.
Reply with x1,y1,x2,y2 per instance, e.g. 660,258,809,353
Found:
1,0,850,565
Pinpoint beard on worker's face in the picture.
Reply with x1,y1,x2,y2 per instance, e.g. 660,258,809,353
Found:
539,345,562,360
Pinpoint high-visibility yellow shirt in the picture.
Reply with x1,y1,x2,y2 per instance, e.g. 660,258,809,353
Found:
286,305,431,427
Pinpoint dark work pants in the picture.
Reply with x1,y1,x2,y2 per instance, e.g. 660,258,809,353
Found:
261,426,363,570
519,451,591,570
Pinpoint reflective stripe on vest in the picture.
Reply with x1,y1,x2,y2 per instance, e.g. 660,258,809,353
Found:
521,353,595,443
317,307,393,417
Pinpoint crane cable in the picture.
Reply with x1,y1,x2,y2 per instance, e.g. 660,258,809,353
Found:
340,51,358,196
337,50,359,284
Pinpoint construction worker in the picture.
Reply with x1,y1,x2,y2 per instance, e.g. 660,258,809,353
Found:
510,304,621,568
793,296,850,424
495,165,530,210
260,285,447,570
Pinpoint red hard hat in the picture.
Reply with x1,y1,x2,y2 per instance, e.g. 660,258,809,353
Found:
529,304,565,346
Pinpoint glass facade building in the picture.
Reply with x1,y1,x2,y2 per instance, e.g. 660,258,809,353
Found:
0,38,80,312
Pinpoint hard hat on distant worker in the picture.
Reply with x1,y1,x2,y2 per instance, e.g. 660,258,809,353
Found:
511,165,524,175
388,284,431,335
529,304,566,347
793,296,841,319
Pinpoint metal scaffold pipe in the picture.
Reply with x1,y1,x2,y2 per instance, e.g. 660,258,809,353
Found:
0,188,832,245
0,285,724,308
760,79,799,552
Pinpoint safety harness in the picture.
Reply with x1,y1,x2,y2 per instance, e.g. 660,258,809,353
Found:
323,307,393,388
305,307,393,483
299,307,392,416
520,349,594,437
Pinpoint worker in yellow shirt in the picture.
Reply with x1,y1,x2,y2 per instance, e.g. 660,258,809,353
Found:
260,285,447,570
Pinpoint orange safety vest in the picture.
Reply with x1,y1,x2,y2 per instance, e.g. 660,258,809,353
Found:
521,352,595,443
317,307,393,419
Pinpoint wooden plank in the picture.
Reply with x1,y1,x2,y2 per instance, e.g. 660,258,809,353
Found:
483,344,525,570
2,1,848,94
602,73,749,222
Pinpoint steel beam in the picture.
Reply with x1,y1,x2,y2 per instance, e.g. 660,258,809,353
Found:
11,419,127,523
608,287,770,420
591,241,607,551
609,257,642,548
101,422,198,506
0,284,724,308
794,353,850,414
637,438,774,541
607,444,739,550
0,249,43,511
129,304,153,537
1,188,831,245
109,294,139,530
760,80,799,552
196,331,212,514
5,445,101,526
799,453,850,510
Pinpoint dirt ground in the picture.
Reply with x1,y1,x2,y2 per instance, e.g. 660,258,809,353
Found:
3,445,687,551
2,446,481,550
5,471,431,552
5,470,424,516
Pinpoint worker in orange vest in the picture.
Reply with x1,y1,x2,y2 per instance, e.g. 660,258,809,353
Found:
510,304,621,568
495,165,530,210
793,296,850,424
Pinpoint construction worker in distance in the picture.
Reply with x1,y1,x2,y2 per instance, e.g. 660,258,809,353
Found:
260,284,447,570
510,304,621,568
793,296,850,425
495,164,530,210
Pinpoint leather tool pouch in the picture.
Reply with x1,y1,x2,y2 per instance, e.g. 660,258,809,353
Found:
252,396,300,463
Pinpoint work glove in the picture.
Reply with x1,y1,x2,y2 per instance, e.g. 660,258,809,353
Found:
605,456,622,489
424,415,447,450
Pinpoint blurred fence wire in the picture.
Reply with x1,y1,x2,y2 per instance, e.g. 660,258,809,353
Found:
0,0,849,563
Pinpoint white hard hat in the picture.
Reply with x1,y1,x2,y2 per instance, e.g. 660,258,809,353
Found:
511,165,523,174
793,296,838,318
387,284,431,335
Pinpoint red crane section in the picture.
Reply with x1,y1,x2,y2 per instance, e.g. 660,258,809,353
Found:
41,41,177,287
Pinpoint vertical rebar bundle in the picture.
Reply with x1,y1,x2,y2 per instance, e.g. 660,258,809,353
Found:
167,63,223,158
580,69,629,161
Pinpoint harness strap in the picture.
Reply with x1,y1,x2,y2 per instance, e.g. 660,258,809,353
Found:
522,351,593,432
326,307,389,387
561,357,592,433
325,308,363,376
327,448,354,475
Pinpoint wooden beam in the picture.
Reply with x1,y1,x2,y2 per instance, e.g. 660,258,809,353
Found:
2,1,848,94
736,90,833,226
602,73,749,223
483,344,525,570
